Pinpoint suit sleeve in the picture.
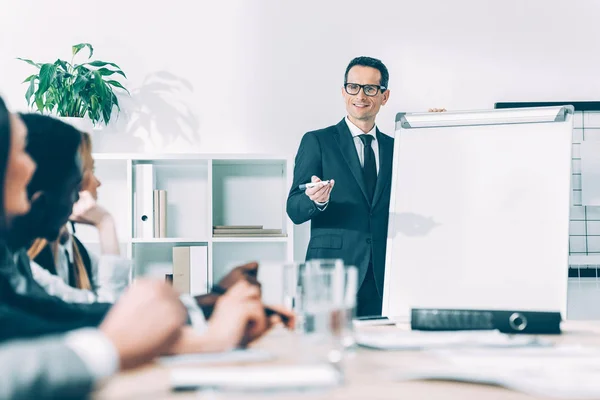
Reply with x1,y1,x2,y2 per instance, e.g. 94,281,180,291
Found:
0,335,96,400
0,304,104,342
286,132,324,225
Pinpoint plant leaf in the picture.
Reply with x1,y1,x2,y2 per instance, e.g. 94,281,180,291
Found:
25,78,36,106
34,95,44,113
22,74,37,83
86,61,126,77
102,96,112,123
72,43,94,58
36,63,57,96
96,67,126,78
45,89,56,114
74,64,91,74
106,80,130,94
72,75,88,97
93,71,106,99
17,58,40,68
90,96,100,123
54,59,70,72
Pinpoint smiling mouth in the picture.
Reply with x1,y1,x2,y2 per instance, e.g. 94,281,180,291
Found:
353,103,369,108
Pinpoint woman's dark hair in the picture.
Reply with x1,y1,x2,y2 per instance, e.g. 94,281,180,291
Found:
19,114,82,197
7,114,82,248
0,96,11,231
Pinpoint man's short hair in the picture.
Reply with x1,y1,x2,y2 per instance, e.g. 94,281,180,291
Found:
344,56,389,91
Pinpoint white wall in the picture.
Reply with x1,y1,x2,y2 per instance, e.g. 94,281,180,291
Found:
2,0,600,154
2,0,600,258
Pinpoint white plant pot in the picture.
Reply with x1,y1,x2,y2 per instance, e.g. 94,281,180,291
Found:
59,116,95,133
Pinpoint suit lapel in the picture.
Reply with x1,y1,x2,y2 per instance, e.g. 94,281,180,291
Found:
334,119,370,204
372,129,392,207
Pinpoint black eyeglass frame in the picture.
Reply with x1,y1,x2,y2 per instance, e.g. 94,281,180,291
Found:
343,82,387,97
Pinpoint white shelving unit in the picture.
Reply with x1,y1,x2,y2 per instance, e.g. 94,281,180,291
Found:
76,153,295,291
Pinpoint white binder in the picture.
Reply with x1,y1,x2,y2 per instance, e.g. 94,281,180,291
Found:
173,246,208,295
189,246,208,295
383,106,573,319
134,164,155,238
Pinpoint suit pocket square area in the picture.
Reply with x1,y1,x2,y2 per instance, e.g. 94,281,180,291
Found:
308,234,343,249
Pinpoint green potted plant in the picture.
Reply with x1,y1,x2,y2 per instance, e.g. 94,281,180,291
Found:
18,43,129,131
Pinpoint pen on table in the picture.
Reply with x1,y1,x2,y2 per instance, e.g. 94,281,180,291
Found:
298,180,330,190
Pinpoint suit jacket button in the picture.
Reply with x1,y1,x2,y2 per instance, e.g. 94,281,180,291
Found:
366,238,372,244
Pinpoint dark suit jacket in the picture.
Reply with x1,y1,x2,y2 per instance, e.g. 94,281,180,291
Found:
286,119,394,295
0,245,109,342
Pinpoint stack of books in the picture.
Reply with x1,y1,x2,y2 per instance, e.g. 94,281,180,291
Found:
213,225,286,237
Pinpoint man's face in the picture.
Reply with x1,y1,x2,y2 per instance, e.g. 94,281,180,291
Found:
342,66,390,123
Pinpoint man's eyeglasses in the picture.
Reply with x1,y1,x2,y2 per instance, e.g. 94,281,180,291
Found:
344,83,386,97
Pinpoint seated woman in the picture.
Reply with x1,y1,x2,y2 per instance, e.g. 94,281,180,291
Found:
2,112,112,327
28,131,131,303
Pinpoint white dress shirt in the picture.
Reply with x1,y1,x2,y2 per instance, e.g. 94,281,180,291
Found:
31,236,131,304
314,117,380,209
64,328,119,383
345,116,380,174
0,329,118,399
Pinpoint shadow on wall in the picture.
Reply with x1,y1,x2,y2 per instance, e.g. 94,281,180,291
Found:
388,212,441,238
95,71,201,152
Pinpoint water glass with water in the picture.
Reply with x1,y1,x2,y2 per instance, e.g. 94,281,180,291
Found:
301,260,358,362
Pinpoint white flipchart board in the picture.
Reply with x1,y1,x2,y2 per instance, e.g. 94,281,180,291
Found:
382,106,574,319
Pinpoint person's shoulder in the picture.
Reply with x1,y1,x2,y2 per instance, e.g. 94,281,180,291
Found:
377,129,394,143
304,119,345,138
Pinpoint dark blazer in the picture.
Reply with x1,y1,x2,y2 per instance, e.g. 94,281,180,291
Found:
286,119,394,295
0,246,109,342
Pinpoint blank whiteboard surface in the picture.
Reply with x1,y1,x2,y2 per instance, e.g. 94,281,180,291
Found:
383,107,573,319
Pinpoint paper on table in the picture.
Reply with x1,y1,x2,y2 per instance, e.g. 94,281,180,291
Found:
353,317,397,327
355,329,548,350
397,346,600,399
170,364,341,391
435,345,600,369
159,349,274,366
399,365,600,399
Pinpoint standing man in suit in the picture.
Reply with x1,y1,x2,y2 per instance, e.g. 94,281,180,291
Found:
287,56,392,317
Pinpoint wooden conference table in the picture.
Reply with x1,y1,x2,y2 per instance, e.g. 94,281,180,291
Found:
94,320,600,400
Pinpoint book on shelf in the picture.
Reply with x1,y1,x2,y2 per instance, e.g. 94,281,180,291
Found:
213,228,282,235
172,246,208,296
153,189,167,238
212,226,285,237
213,233,287,237
134,164,155,239
213,225,263,230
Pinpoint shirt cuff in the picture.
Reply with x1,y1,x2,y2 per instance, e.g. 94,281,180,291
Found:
314,200,328,210
64,328,119,382
179,294,208,334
